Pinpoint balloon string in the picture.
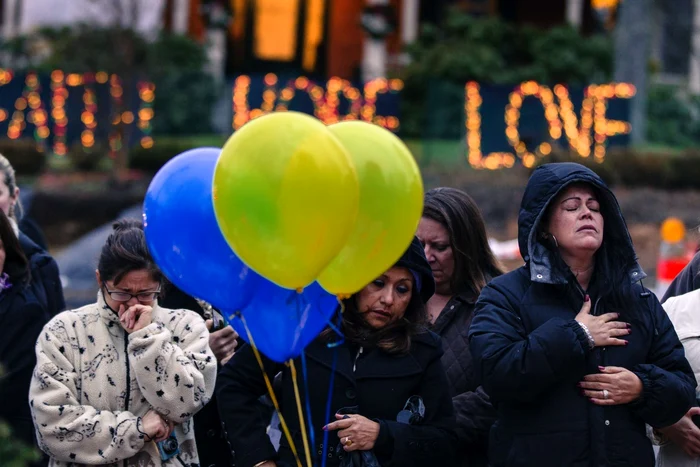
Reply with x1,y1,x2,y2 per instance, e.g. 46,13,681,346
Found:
238,313,303,467
322,303,344,467
289,359,313,467
298,292,316,464
300,353,315,454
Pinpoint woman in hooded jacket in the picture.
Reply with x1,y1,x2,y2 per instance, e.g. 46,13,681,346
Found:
216,237,457,467
468,162,696,467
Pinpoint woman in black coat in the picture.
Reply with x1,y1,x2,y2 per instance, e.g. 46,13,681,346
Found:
216,237,457,467
0,208,50,452
469,162,696,467
416,187,502,467
159,285,238,467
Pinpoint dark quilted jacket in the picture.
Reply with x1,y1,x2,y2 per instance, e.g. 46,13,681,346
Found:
432,294,495,467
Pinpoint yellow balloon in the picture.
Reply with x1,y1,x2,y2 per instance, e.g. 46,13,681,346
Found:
213,112,359,289
317,121,424,295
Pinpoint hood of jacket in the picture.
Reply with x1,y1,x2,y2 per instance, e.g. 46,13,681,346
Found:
517,162,645,285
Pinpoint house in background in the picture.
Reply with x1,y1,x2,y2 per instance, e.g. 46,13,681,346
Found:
0,0,617,82
3,0,700,91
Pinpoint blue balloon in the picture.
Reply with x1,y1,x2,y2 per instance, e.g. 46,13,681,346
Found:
226,281,339,363
143,147,261,312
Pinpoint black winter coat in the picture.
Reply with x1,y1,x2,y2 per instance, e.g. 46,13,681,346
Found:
0,282,50,447
216,332,457,467
468,163,696,467
661,250,700,302
431,294,495,467
19,233,64,317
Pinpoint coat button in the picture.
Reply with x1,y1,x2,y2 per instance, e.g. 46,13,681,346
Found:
345,389,356,399
206,429,216,437
536,274,543,279
605,420,610,426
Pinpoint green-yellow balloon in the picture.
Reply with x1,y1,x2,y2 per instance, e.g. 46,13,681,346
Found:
213,112,359,289
317,121,424,295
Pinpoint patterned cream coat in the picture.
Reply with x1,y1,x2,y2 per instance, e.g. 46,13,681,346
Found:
29,293,217,466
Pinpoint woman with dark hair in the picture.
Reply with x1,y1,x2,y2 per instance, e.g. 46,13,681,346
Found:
469,163,696,466
416,187,502,467
29,219,217,466
216,237,457,467
0,208,50,451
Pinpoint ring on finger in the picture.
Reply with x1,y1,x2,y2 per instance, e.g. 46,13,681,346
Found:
603,389,609,399
343,436,352,446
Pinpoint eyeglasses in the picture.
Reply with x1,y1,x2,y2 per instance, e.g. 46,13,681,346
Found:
103,285,161,303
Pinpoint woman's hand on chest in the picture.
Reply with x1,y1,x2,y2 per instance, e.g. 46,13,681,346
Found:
578,365,643,405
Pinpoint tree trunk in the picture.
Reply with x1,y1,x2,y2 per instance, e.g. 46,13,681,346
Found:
614,0,651,145
111,28,135,181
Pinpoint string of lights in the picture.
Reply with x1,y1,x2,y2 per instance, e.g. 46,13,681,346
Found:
232,74,402,131
466,81,636,169
0,69,635,169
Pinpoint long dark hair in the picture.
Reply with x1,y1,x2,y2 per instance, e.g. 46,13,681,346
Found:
423,187,503,298
321,280,428,356
0,209,29,285
98,219,163,285
594,195,639,312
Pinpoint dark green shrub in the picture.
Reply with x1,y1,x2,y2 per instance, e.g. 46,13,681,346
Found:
535,146,700,189
646,85,697,147
151,71,217,135
398,10,614,138
66,141,108,172
130,135,228,173
0,139,47,175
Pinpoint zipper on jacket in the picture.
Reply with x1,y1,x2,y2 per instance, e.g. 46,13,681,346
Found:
123,333,131,467
123,334,131,410
352,347,364,372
